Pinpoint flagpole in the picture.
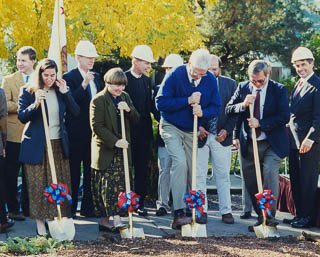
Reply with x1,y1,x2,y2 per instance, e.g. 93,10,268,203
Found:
57,0,63,76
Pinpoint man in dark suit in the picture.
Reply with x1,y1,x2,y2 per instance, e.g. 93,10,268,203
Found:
284,47,320,228
226,60,290,232
197,55,237,224
124,45,155,216
63,40,103,218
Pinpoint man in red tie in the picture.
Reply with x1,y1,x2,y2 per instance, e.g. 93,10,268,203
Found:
284,47,320,228
226,60,290,232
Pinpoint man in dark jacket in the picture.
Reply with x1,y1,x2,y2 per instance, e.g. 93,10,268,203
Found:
63,40,103,218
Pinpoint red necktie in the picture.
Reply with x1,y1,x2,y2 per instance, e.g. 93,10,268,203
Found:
254,89,261,138
293,80,303,98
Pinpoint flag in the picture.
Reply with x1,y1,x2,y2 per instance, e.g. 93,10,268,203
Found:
48,0,67,78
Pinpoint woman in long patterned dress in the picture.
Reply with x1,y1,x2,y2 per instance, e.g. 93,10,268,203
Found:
90,67,139,232
18,58,79,236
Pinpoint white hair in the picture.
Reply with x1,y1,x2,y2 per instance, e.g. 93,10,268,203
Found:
189,49,211,70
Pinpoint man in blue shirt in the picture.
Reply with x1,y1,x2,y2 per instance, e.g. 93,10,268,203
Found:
156,49,221,229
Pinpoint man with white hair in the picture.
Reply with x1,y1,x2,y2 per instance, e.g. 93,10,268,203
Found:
154,54,184,216
125,45,155,216
156,49,221,229
63,40,103,218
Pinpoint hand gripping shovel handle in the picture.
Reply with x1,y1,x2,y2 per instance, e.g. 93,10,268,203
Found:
248,104,265,221
191,111,198,223
40,101,62,221
120,109,133,236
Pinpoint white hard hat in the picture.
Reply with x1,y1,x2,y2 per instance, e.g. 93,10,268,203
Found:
291,47,314,63
162,54,184,68
131,45,155,63
75,40,99,58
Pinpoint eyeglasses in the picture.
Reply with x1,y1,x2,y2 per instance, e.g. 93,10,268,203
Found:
190,65,207,78
250,77,266,85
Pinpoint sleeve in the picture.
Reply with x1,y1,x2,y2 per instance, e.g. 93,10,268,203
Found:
222,80,238,135
201,78,221,119
307,86,320,141
17,87,40,124
0,89,8,149
225,83,246,116
1,77,18,114
61,90,80,117
63,72,87,103
125,94,140,125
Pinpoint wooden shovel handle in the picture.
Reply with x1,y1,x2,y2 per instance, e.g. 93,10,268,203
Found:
191,113,198,223
40,101,62,220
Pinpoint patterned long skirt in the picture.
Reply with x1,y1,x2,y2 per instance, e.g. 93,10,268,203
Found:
24,139,71,220
91,149,128,217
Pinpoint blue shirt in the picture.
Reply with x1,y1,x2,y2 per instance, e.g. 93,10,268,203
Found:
155,65,221,132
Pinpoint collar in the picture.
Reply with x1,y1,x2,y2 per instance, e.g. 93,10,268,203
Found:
250,78,269,93
130,69,142,79
21,71,33,82
186,65,201,86
301,72,314,84
78,66,91,78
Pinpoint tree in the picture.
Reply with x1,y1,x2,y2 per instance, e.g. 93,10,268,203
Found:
0,0,210,62
201,0,313,80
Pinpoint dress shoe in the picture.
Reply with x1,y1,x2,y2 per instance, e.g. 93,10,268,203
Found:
222,213,234,224
196,212,207,224
113,223,129,233
80,212,96,218
156,207,167,216
98,224,115,232
248,216,279,232
8,212,25,221
186,208,192,217
171,214,192,230
240,212,251,219
136,207,148,216
0,219,15,233
291,217,312,229
283,216,300,225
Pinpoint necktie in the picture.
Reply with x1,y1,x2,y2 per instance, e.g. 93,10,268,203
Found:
253,89,261,138
293,80,304,99
26,75,30,83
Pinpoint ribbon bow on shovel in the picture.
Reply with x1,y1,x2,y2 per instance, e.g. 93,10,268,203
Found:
118,191,140,212
44,182,72,206
184,190,205,218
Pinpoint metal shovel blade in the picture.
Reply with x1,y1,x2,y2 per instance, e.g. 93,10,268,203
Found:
181,222,207,238
120,226,145,239
253,224,280,238
48,217,75,241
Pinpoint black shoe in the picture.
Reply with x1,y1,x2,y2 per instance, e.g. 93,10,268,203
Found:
196,213,207,224
283,216,300,225
0,219,15,233
156,207,168,216
186,208,192,217
136,207,148,216
98,224,115,232
291,217,312,229
113,223,129,233
240,212,251,219
8,212,25,221
248,217,278,232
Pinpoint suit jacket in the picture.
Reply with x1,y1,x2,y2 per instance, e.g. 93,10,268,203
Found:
1,71,26,143
288,73,320,150
18,87,80,165
62,68,103,141
0,88,8,153
125,71,153,143
226,79,290,159
199,75,237,147
90,89,140,170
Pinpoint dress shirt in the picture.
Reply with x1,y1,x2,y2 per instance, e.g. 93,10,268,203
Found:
130,69,142,79
78,67,97,98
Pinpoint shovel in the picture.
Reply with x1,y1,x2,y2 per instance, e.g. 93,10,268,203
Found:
119,108,145,239
181,109,207,238
249,104,279,238
41,101,75,242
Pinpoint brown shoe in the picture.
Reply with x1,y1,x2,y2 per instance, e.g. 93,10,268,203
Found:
171,214,192,230
222,213,234,224
0,219,15,233
8,212,25,221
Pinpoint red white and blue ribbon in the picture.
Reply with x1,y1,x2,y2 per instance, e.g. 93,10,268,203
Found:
184,190,205,218
255,190,276,217
118,191,140,212
43,183,72,206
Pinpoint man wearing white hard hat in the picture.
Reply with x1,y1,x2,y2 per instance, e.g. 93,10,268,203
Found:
156,49,221,229
153,54,184,216
197,55,237,224
63,40,103,218
284,47,320,228
125,45,155,216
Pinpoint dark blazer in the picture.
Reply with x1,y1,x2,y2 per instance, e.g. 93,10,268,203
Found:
90,89,140,170
125,71,153,142
199,75,237,147
226,79,290,159
63,68,103,141
18,87,80,165
288,73,320,149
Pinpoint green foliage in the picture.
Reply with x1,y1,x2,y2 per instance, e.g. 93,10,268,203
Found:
279,77,298,96
201,0,313,80
0,236,73,255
